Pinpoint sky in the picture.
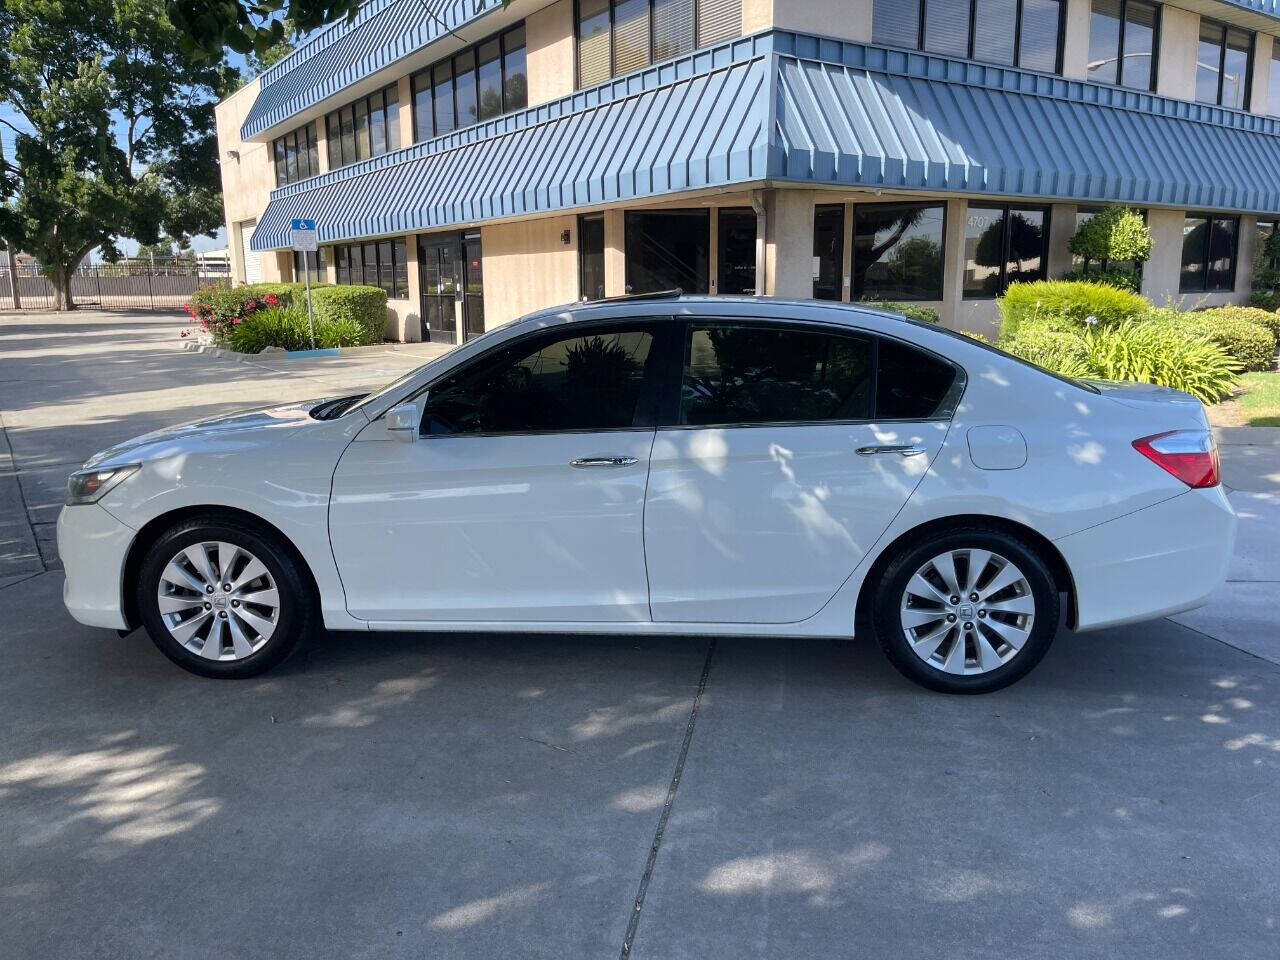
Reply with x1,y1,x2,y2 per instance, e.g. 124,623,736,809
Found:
1,48,260,260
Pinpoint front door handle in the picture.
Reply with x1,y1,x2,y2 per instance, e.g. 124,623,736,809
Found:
570,456,639,467
856,444,927,457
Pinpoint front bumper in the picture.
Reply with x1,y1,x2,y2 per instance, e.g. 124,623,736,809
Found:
1055,486,1237,632
57,504,136,630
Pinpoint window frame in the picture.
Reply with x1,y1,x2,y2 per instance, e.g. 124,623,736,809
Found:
961,203,1052,299
668,318,967,429
851,201,949,303
411,23,528,143
272,123,319,187
415,318,678,437
1179,213,1241,293
329,239,409,299
324,83,400,172
872,0,1066,74
1196,17,1254,110
1087,0,1161,92
573,0,742,88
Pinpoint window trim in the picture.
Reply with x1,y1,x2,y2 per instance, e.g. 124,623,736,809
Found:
410,22,527,143
961,203,1052,300
330,238,409,299
272,122,319,187
325,83,400,172
1179,212,1241,293
1197,16,1254,110
578,213,606,302
851,201,949,303
1088,0,1161,92
875,0,1066,74
415,318,677,437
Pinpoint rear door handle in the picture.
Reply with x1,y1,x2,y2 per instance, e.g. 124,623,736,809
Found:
856,444,927,457
570,456,639,467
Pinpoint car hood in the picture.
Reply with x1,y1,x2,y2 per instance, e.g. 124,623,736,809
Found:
83,399,332,469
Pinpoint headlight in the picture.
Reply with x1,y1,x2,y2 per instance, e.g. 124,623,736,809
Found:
66,464,141,506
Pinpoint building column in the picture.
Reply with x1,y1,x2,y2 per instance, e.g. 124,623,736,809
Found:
314,117,330,173
764,189,815,298
709,209,720,295
1047,203,1078,279
940,198,967,329
1251,35,1274,116
1236,216,1258,296
1155,7,1198,102
398,76,414,147
1060,0,1091,80
1141,208,1185,304
841,201,854,302
604,209,626,296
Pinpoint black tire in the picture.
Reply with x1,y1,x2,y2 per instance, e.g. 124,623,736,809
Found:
136,516,313,678
870,527,1060,694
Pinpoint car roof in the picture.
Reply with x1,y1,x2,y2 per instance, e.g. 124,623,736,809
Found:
513,293,912,330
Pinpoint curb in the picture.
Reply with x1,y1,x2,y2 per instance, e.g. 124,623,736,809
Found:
182,340,414,361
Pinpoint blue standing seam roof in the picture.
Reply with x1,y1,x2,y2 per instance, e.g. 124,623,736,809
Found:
240,0,504,140
251,56,772,250
251,31,1280,250
771,55,1280,212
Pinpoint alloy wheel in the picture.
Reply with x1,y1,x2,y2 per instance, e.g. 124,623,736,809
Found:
899,548,1035,676
156,541,280,661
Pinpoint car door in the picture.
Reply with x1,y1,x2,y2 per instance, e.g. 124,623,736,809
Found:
643,319,961,624
329,321,670,622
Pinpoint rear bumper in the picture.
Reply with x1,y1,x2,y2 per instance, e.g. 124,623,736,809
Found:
1055,487,1236,632
57,504,135,631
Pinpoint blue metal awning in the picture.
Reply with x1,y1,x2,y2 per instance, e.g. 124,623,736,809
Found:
251,30,1280,250
251,44,771,249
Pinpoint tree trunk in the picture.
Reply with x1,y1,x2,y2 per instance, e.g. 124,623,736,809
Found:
51,263,75,311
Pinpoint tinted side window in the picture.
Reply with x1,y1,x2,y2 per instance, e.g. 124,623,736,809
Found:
876,338,958,419
681,324,873,426
423,328,655,435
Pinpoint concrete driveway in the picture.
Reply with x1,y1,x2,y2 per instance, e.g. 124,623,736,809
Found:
2,311,1278,960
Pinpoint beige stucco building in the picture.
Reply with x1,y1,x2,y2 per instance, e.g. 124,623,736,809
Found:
215,0,1280,342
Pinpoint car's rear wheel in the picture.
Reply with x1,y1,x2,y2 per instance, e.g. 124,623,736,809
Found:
137,517,312,678
871,528,1060,694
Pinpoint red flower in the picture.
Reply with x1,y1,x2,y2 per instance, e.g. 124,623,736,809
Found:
265,293,279,306
246,299,258,311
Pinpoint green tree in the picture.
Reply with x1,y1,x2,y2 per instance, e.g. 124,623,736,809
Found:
0,0,235,309
1069,205,1153,270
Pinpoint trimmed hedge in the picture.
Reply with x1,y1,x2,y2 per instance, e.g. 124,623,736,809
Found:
309,285,388,344
1060,266,1143,293
999,327,1091,378
1150,307,1277,372
1198,305,1280,341
998,280,1149,336
1249,290,1280,313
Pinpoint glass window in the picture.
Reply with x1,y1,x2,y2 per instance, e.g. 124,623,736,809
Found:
697,0,741,46
1120,0,1157,91
877,339,960,420
284,133,298,182
873,0,923,49
964,205,1049,297
874,0,1060,73
273,138,287,187
503,26,527,111
625,210,710,294
717,208,758,295
579,214,606,301
1181,215,1239,292
336,245,350,285
1198,20,1253,109
386,87,401,151
362,242,378,287
852,204,946,301
682,324,873,425
326,115,342,170
413,72,433,140
422,327,656,435
654,0,695,60
369,91,387,156
1270,41,1280,118
1088,0,1122,85
293,249,323,281
812,204,845,301
393,239,409,299
304,125,318,176
353,99,370,160
974,0,1017,66
478,39,504,120
577,0,612,87
432,62,455,137
349,243,363,284
613,0,651,74
339,106,356,164
454,50,478,127
377,240,394,296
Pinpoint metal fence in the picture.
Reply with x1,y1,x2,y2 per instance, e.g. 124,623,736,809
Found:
0,259,230,311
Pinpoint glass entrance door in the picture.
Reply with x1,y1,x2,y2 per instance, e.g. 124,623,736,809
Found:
717,208,757,295
624,210,709,294
461,232,485,342
418,235,458,342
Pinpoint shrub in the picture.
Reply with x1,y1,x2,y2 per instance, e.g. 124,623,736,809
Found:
1060,265,1142,293
1068,205,1153,266
1198,305,1280,341
1149,307,1277,372
1249,290,1280,312
244,282,310,309
184,284,285,342
999,327,1092,378
1081,321,1240,403
227,307,313,353
998,280,1149,337
310,285,388,344
856,300,940,325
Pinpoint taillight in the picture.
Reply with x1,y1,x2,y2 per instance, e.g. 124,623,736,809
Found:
1132,430,1220,488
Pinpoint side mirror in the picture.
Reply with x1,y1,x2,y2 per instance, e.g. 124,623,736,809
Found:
385,402,419,443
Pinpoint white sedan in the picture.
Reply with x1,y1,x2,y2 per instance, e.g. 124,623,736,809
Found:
58,296,1235,693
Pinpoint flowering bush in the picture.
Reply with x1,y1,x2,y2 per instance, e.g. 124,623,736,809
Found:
183,286,284,343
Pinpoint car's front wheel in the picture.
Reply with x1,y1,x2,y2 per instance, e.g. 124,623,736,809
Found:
137,516,313,678
871,528,1060,694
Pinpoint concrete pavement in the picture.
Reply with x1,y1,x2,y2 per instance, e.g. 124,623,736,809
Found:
2,310,1278,959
